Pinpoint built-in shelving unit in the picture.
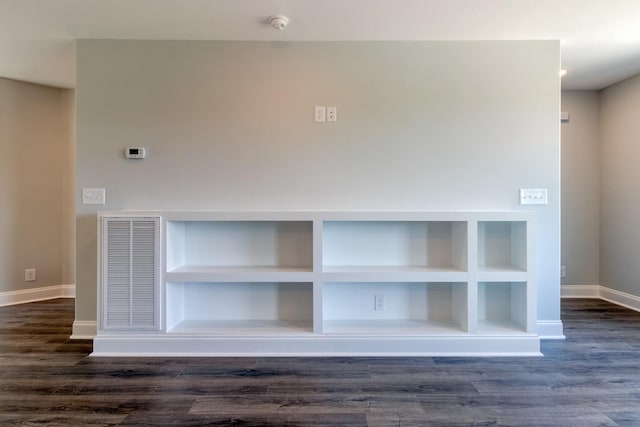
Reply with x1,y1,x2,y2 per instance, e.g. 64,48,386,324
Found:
95,211,538,357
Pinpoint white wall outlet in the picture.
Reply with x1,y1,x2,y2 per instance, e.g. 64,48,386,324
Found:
560,265,566,278
519,188,548,205
374,294,385,311
82,188,106,205
327,106,337,122
25,268,36,282
314,106,326,123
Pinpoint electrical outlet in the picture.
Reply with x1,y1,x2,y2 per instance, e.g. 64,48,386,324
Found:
25,268,36,282
519,188,548,205
82,188,106,205
560,265,566,278
327,106,337,122
374,294,385,311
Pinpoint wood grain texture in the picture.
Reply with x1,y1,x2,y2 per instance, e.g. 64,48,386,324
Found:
0,298,639,426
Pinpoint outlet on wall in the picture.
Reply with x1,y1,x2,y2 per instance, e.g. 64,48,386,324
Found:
25,268,36,282
82,188,106,205
374,294,385,311
560,265,566,278
519,188,548,205
327,106,337,122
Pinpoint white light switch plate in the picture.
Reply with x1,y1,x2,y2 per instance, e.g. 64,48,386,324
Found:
520,188,548,205
82,188,106,205
314,106,326,122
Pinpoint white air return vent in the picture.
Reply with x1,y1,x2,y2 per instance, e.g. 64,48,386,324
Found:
102,217,160,330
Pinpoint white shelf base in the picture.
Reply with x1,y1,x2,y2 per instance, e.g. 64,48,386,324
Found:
92,334,541,357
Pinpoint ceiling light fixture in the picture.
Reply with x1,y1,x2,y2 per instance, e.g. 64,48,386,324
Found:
269,15,289,30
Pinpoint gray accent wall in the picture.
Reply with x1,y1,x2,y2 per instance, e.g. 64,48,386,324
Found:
0,77,74,295
600,74,640,298
76,40,561,327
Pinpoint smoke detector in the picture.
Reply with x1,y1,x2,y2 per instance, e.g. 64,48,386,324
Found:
269,15,289,30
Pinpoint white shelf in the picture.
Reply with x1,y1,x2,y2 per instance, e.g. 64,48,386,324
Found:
96,211,538,356
323,319,466,335
166,265,313,282
323,281,469,334
323,265,464,272
322,265,468,283
165,281,313,334
478,221,527,272
168,319,313,335
166,220,313,272
477,265,528,282
478,282,530,333
477,319,528,334
322,220,468,272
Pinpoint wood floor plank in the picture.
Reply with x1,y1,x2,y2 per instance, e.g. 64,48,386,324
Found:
1,298,640,426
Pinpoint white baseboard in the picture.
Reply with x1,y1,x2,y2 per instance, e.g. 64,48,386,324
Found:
0,284,75,307
599,286,640,313
561,284,640,313
561,284,600,298
71,320,97,339
536,320,565,340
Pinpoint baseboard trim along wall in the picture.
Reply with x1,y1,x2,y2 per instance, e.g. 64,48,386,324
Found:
71,320,97,340
561,284,600,298
0,284,75,307
562,284,640,313
536,321,565,340
599,286,640,313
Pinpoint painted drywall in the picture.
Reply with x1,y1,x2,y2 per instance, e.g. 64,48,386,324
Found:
76,40,561,329
560,91,600,288
0,77,74,295
600,74,640,298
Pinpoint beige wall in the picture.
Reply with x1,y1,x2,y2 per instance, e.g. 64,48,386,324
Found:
0,77,74,295
76,40,561,326
560,91,600,287
600,74,640,297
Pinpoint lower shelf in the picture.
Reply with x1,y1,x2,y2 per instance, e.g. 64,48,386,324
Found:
477,319,527,334
322,319,466,335
168,319,313,335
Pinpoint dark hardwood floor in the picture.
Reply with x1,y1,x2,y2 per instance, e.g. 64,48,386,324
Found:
1,298,639,426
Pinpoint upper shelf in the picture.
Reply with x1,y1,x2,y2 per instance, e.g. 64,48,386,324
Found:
166,265,313,282
112,211,534,283
322,220,468,272
477,221,527,272
166,220,314,273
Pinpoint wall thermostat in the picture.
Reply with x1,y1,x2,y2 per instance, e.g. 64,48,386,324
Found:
125,147,146,159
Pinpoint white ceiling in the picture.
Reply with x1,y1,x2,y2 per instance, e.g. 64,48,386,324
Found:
1,0,640,90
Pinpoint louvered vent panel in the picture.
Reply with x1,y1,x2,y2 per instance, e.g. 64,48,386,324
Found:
105,221,132,328
130,220,158,327
103,217,159,330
